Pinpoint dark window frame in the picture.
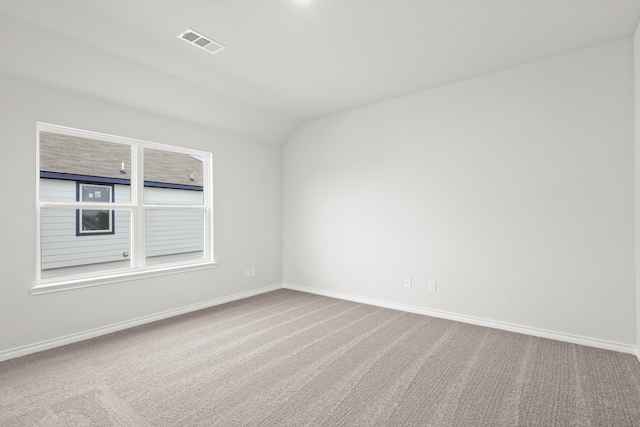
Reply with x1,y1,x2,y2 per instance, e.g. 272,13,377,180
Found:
76,182,115,236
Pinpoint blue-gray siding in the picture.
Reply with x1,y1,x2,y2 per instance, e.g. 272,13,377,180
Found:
40,179,204,273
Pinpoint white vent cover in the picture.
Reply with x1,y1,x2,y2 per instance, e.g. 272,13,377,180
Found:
178,29,226,55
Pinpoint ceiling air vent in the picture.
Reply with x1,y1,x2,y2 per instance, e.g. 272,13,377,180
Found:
178,29,226,55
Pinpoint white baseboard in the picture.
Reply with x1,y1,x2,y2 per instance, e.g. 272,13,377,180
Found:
283,283,638,357
0,284,283,362
4,283,637,363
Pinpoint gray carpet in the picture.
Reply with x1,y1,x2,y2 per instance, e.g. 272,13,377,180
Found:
1,289,639,426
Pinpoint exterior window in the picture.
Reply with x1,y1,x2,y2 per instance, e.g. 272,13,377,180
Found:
36,123,213,290
77,183,114,235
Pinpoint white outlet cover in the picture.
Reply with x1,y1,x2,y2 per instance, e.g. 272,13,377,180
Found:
428,280,436,292
404,277,411,288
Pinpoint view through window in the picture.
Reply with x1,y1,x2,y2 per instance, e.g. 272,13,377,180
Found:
36,123,213,286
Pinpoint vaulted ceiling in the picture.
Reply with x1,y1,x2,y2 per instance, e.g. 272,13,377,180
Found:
1,0,639,145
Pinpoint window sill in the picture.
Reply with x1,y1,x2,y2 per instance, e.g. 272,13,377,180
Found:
31,262,218,295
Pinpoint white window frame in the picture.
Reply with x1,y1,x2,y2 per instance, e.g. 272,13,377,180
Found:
34,123,216,295
78,183,114,235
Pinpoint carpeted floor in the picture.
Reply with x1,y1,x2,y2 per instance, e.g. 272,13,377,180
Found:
1,289,639,426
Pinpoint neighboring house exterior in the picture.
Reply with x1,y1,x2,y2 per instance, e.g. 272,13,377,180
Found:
39,131,204,278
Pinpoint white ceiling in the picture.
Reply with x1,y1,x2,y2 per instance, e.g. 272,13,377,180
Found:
1,0,640,145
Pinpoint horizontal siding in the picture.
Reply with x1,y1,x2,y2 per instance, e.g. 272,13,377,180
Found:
40,178,198,204
146,242,204,254
115,185,130,203
144,186,203,205
145,235,202,243
40,209,131,270
41,242,130,257
40,179,75,201
40,179,130,202
146,210,204,258
40,178,204,272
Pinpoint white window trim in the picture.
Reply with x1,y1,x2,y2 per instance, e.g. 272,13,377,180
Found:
35,123,216,294
78,183,114,234
31,262,217,295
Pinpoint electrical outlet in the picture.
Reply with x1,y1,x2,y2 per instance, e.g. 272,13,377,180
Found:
404,277,412,288
428,280,436,292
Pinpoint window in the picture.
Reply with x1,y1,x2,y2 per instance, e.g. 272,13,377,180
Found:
77,183,114,235
35,123,214,293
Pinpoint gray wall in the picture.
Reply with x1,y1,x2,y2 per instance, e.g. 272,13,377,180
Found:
283,39,636,348
1,12,638,359
0,73,283,355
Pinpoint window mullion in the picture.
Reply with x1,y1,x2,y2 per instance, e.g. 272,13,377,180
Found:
36,123,213,291
133,143,146,269
204,153,213,261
